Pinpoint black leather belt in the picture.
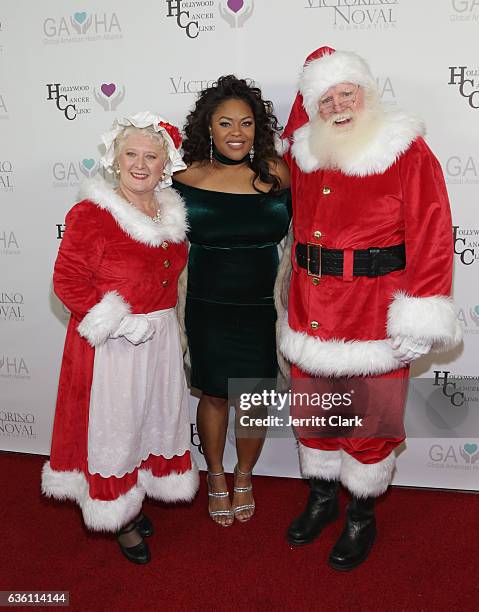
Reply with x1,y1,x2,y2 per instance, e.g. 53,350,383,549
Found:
296,242,406,278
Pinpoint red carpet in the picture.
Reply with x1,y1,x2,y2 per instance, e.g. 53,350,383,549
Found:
1,452,477,611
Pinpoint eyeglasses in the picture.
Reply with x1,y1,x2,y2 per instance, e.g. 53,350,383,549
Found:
318,85,359,113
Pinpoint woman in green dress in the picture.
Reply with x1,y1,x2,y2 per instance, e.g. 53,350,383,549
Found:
174,75,290,526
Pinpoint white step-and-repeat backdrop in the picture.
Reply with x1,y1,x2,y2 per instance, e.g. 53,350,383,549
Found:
1,1,478,490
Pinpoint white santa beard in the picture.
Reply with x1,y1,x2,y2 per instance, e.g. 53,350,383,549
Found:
308,103,385,170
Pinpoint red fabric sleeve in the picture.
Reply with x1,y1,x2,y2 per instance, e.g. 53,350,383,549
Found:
53,202,105,321
400,137,453,299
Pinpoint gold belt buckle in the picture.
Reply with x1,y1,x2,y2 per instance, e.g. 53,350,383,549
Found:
306,242,321,278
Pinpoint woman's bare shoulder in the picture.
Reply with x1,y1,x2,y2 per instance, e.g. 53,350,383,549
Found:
174,161,210,187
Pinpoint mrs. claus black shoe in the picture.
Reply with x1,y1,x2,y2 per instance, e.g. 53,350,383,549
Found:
117,522,151,565
133,513,154,538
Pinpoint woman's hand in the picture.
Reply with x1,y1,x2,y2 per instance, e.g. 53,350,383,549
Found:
110,315,155,345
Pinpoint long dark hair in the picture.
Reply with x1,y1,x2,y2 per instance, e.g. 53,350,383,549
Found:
182,75,282,193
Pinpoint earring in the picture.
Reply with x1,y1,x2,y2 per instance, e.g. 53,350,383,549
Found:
114,166,120,176
249,146,254,163
209,134,213,163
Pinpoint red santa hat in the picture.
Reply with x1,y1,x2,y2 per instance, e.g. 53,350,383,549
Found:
278,46,377,153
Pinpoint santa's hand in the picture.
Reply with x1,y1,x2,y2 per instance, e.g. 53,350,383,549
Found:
110,314,155,345
390,335,432,364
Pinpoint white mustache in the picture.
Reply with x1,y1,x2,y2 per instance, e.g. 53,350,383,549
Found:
328,111,354,125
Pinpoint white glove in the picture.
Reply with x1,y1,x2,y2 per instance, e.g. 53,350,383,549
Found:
110,314,155,345
390,335,432,364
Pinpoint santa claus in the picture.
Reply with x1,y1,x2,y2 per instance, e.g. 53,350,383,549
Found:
276,47,462,570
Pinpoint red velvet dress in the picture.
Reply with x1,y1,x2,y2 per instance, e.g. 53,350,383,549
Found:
41,178,199,532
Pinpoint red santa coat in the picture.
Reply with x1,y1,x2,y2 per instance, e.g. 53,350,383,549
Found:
278,111,462,497
41,177,199,532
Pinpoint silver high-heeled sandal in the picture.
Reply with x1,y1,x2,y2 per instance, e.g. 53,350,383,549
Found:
233,465,255,522
207,470,234,527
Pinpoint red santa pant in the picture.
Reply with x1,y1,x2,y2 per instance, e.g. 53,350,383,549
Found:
291,364,408,497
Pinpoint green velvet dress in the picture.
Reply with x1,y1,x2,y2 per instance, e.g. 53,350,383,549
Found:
173,180,291,398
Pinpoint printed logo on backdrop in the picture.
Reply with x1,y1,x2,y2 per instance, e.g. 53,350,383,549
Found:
453,225,479,265
0,94,9,120
304,0,400,31
169,76,255,94
42,11,122,44
427,442,479,471
445,155,479,184
432,370,479,408
0,292,24,322
0,161,14,191
0,231,20,256
45,82,125,120
169,77,217,95
219,0,254,28
0,412,36,439
0,19,4,55
450,0,479,22
56,224,66,240
190,424,204,454
377,76,396,107
0,356,30,381
448,66,479,109
165,0,216,38
52,158,105,189
457,304,479,334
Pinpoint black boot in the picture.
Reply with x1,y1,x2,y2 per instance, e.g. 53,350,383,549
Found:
328,495,376,571
287,478,339,546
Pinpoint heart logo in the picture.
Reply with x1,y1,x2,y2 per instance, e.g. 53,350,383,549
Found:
227,0,244,13
74,12,87,24
82,158,95,170
101,83,116,98
464,443,478,455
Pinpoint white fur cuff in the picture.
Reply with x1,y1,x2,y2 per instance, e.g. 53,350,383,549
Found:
298,444,341,481
340,451,395,498
41,462,145,532
279,316,401,377
387,292,463,351
139,463,199,503
77,290,131,347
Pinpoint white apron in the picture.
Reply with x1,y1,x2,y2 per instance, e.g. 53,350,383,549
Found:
87,308,190,478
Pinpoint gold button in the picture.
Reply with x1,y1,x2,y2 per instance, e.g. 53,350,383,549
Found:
313,230,322,239
161,241,169,250
312,277,320,286
163,259,171,268
322,186,331,195
162,280,169,287
310,321,320,330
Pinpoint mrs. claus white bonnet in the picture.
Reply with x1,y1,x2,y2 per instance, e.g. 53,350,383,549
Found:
100,111,186,190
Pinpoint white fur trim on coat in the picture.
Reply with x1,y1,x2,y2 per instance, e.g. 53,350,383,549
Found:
138,463,199,503
300,50,377,120
77,290,131,347
280,316,402,377
291,110,425,176
41,461,87,503
41,461,145,532
82,486,144,532
79,176,188,246
387,292,463,351
340,451,395,498
298,444,341,481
